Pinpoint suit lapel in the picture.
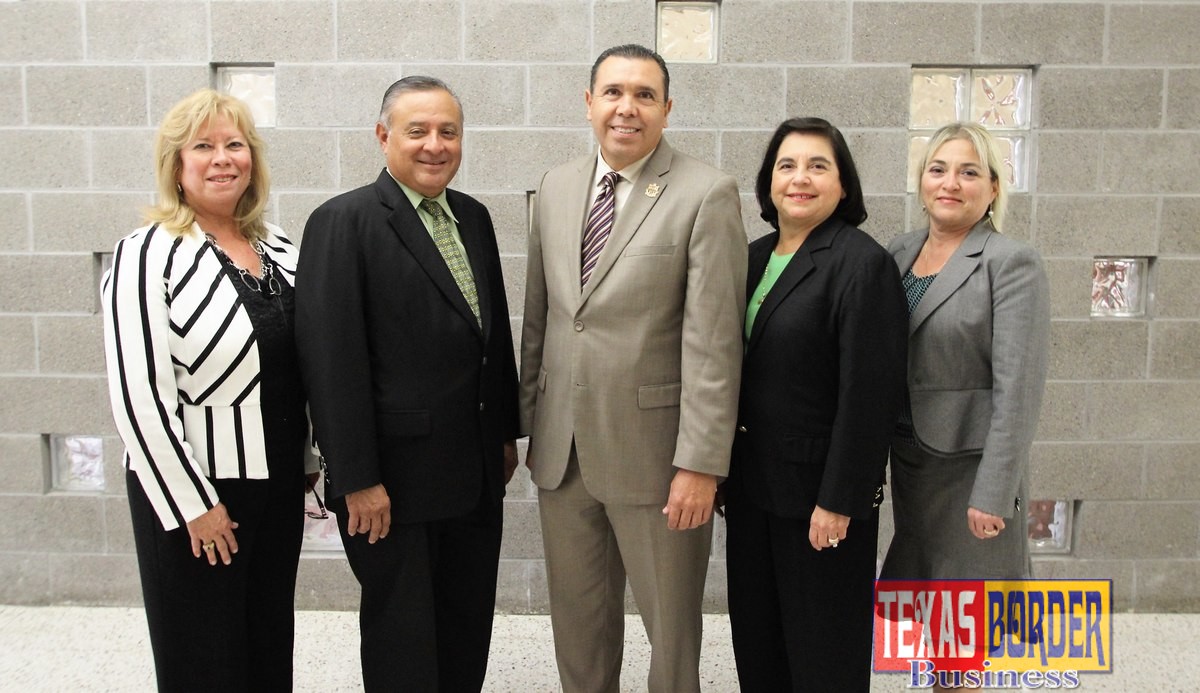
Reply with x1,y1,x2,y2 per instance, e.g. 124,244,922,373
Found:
746,220,838,349
908,220,992,335
449,191,491,340
565,157,594,294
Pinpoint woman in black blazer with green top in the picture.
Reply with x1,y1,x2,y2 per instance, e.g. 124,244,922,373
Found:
724,118,907,692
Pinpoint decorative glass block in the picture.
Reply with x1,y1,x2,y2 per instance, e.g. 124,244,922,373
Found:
50,434,105,492
906,135,931,193
993,134,1027,191
1028,499,1073,554
910,70,967,129
302,472,343,553
657,2,719,63
215,66,276,127
1091,257,1148,317
970,70,1031,128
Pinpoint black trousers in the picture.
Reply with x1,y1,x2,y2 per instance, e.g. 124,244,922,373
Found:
725,492,879,693
128,469,305,692
338,487,503,692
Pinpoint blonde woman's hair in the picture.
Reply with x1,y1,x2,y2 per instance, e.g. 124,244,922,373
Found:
145,89,271,240
916,122,1007,231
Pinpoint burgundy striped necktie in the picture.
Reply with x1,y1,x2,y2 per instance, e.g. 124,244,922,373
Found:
580,171,621,287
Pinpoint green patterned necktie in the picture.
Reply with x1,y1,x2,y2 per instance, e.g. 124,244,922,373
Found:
420,198,480,327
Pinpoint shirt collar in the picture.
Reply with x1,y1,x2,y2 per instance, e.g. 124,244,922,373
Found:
386,169,459,223
593,148,654,189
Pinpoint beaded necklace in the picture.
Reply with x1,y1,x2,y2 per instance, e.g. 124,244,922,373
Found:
205,233,282,296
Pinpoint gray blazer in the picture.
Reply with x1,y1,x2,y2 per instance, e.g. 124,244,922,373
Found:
888,219,1050,518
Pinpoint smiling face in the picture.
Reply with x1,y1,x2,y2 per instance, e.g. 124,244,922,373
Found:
586,56,673,171
376,88,463,198
177,115,252,226
920,137,998,235
770,132,845,234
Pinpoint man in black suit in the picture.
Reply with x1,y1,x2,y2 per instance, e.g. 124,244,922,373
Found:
295,76,519,692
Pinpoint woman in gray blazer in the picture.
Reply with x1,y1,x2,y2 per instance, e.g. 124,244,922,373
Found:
880,123,1049,581
102,89,315,691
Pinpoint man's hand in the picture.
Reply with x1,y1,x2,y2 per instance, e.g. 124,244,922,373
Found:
968,506,1006,540
345,483,391,544
663,468,718,530
808,504,850,551
503,440,519,483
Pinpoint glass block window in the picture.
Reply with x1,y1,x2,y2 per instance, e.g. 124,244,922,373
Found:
302,469,343,554
50,434,105,492
215,65,276,127
908,68,1032,192
1028,499,1073,554
657,1,719,63
1091,257,1148,317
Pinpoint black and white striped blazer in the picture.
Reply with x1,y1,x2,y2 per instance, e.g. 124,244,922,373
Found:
102,222,300,530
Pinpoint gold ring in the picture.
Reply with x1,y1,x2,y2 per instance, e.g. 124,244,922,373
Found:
983,528,999,537
202,541,215,551
829,537,839,547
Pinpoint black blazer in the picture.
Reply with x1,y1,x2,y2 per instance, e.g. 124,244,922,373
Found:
295,170,520,524
731,218,907,520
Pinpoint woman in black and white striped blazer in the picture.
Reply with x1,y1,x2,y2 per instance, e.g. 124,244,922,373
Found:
102,89,315,691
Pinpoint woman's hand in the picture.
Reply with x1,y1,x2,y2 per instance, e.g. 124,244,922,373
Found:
809,505,850,551
968,506,1006,540
187,503,239,566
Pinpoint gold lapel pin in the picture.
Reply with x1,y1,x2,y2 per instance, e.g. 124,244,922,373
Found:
645,183,660,198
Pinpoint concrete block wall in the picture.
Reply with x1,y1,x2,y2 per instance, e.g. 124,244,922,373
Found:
1,0,1197,612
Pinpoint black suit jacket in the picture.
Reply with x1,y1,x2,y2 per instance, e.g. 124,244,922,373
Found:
295,170,519,524
731,218,907,520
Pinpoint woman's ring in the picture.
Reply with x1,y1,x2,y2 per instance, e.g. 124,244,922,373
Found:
202,541,215,551
983,528,999,537
829,537,839,547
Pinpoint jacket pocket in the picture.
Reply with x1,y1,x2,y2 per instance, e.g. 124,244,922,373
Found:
537,368,548,392
376,410,431,437
624,244,677,257
638,382,682,409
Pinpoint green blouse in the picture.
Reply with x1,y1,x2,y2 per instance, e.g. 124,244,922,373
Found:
745,250,796,341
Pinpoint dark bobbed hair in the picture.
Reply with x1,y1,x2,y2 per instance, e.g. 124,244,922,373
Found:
377,75,463,130
754,117,867,230
590,44,670,102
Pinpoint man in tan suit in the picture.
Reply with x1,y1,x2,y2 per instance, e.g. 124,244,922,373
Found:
519,44,747,692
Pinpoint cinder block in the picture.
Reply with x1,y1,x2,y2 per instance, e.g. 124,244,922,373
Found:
337,0,461,61
724,1,847,63
1035,132,1101,194
32,193,147,253
494,558,532,613
0,435,45,493
702,559,727,612
147,66,213,122
665,130,719,169
1161,198,1200,255
37,316,105,376
27,67,147,127
1153,259,1200,319
261,130,338,191
1034,196,1157,256
861,195,907,247
718,130,773,195
89,130,157,193
844,130,908,195
1144,443,1200,501
1166,69,1200,129
529,64,590,128
0,131,88,189
1110,4,1200,66
1136,561,1200,612
1150,321,1200,379
1036,381,1088,441
102,436,128,497
0,317,36,374
1003,194,1033,243
0,1,83,62
1031,558,1134,611
1043,258,1093,319
463,130,592,192
276,192,338,247
500,255,527,327
786,67,909,129
405,64,526,128
211,1,334,62
0,254,97,313
104,496,135,554
851,3,976,64
1047,320,1148,380
526,557,550,614
48,553,142,605
667,65,783,129
473,193,530,256
592,0,655,54
0,495,105,552
1100,133,1200,195
0,194,29,251
276,64,400,128
980,4,1105,65
742,192,771,241
339,129,388,191
1074,501,1198,560
0,553,48,605
1038,68,1164,129
500,499,542,560
1030,442,1143,500
501,445,536,501
86,1,207,62
0,376,114,436
0,68,22,126
294,556,360,610
465,0,590,62
1088,382,1199,441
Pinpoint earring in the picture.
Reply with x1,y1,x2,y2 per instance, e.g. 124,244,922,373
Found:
987,205,994,218
176,183,183,195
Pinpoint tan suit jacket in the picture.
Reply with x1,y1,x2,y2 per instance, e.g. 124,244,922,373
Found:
519,139,747,503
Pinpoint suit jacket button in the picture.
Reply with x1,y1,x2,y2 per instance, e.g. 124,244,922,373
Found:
738,425,748,433
573,321,584,332
479,402,486,412
482,356,488,366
